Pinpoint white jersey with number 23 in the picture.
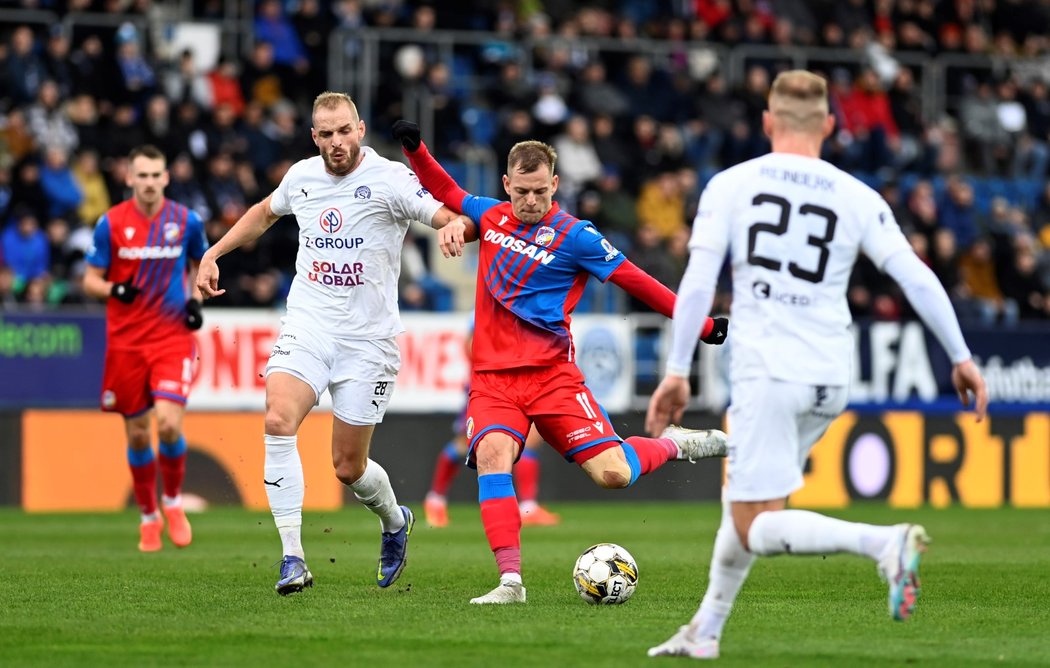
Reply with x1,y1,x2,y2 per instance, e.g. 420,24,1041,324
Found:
691,152,912,386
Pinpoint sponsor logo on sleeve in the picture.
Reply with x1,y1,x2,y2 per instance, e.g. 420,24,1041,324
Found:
601,238,619,261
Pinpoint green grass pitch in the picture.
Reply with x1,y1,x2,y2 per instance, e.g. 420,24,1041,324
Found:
1,503,1048,667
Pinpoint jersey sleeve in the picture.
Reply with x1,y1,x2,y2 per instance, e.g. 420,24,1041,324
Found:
689,174,732,257
460,195,503,226
269,163,295,216
85,215,111,269
389,163,444,224
859,193,911,270
185,210,209,261
571,222,626,282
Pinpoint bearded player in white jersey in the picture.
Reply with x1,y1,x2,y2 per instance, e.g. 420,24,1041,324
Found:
197,92,473,595
645,71,988,660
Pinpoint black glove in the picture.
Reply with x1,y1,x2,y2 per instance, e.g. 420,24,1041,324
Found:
392,119,421,152
110,280,140,304
185,298,203,330
700,317,729,345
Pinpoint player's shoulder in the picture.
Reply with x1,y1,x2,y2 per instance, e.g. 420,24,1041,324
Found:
283,155,326,182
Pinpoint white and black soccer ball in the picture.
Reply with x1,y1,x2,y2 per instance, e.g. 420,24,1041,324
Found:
573,542,638,605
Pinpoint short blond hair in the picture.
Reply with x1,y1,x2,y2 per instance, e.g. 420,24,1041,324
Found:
312,91,359,122
768,70,828,132
507,140,557,175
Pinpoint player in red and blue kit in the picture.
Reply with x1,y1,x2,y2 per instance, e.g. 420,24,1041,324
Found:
83,145,208,553
393,121,730,604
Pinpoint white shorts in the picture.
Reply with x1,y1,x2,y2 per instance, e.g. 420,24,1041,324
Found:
265,324,400,426
725,377,848,502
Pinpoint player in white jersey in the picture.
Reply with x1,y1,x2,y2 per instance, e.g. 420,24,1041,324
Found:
645,71,988,660
196,91,473,595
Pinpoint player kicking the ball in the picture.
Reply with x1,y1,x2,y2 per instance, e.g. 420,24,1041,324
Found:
645,70,987,659
394,120,730,604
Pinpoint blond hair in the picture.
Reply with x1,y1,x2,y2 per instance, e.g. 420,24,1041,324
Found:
768,70,828,132
507,140,557,175
312,91,359,122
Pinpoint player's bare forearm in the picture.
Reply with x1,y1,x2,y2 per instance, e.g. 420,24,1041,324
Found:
404,140,470,213
82,265,112,300
609,261,716,339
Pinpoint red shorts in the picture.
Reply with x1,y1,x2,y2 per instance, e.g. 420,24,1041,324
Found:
465,363,621,466
100,338,197,416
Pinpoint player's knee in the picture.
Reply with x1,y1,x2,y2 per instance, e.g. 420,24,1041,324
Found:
127,431,150,449
264,409,296,436
333,451,367,485
589,463,631,490
474,436,516,472
155,418,180,444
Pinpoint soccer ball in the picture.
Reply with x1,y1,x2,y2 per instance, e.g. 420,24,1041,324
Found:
573,542,638,605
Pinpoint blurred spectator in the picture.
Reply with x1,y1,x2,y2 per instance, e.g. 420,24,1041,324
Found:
958,236,1017,325
590,113,631,179
241,41,284,109
6,26,46,107
635,171,686,241
940,175,979,250
163,49,212,110
103,105,146,160
10,160,48,222
39,145,83,220
959,80,1009,175
113,23,157,107
26,80,79,155
204,152,247,226
207,56,247,118
571,60,629,119
69,35,110,103
166,153,212,222
552,115,602,210
493,109,534,170
594,167,638,249
1,109,37,165
627,223,677,312
292,0,331,94
142,94,181,158
67,93,104,155
43,28,74,99
489,62,536,114
2,209,50,289
71,149,110,226
999,236,1049,319
254,0,309,75
0,167,11,224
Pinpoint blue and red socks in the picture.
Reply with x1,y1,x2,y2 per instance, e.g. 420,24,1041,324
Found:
478,473,522,576
158,435,187,503
127,446,158,519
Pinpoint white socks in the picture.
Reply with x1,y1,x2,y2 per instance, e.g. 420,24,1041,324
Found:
747,509,897,559
349,459,404,534
691,499,756,641
265,434,305,559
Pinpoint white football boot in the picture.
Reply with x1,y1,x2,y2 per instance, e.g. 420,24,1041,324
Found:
647,626,719,660
661,426,728,462
877,523,930,621
469,580,527,605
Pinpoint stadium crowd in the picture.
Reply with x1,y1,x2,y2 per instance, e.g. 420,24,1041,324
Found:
1,0,1049,323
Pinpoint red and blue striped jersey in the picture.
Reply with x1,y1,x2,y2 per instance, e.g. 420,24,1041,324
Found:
86,198,208,347
460,196,626,370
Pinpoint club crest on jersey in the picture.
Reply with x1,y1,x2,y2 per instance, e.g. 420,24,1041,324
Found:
163,222,181,243
465,417,474,439
319,207,343,234
354,186,372,199
535,226,556,247
124,227,135,240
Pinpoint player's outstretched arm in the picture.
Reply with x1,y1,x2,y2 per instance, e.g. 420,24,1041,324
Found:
608,260,723,344
197,195,281,299
883,250,988,421
393,120,470,214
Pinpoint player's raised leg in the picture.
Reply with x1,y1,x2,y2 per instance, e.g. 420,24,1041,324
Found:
155,398,192,548
264,372,315,595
